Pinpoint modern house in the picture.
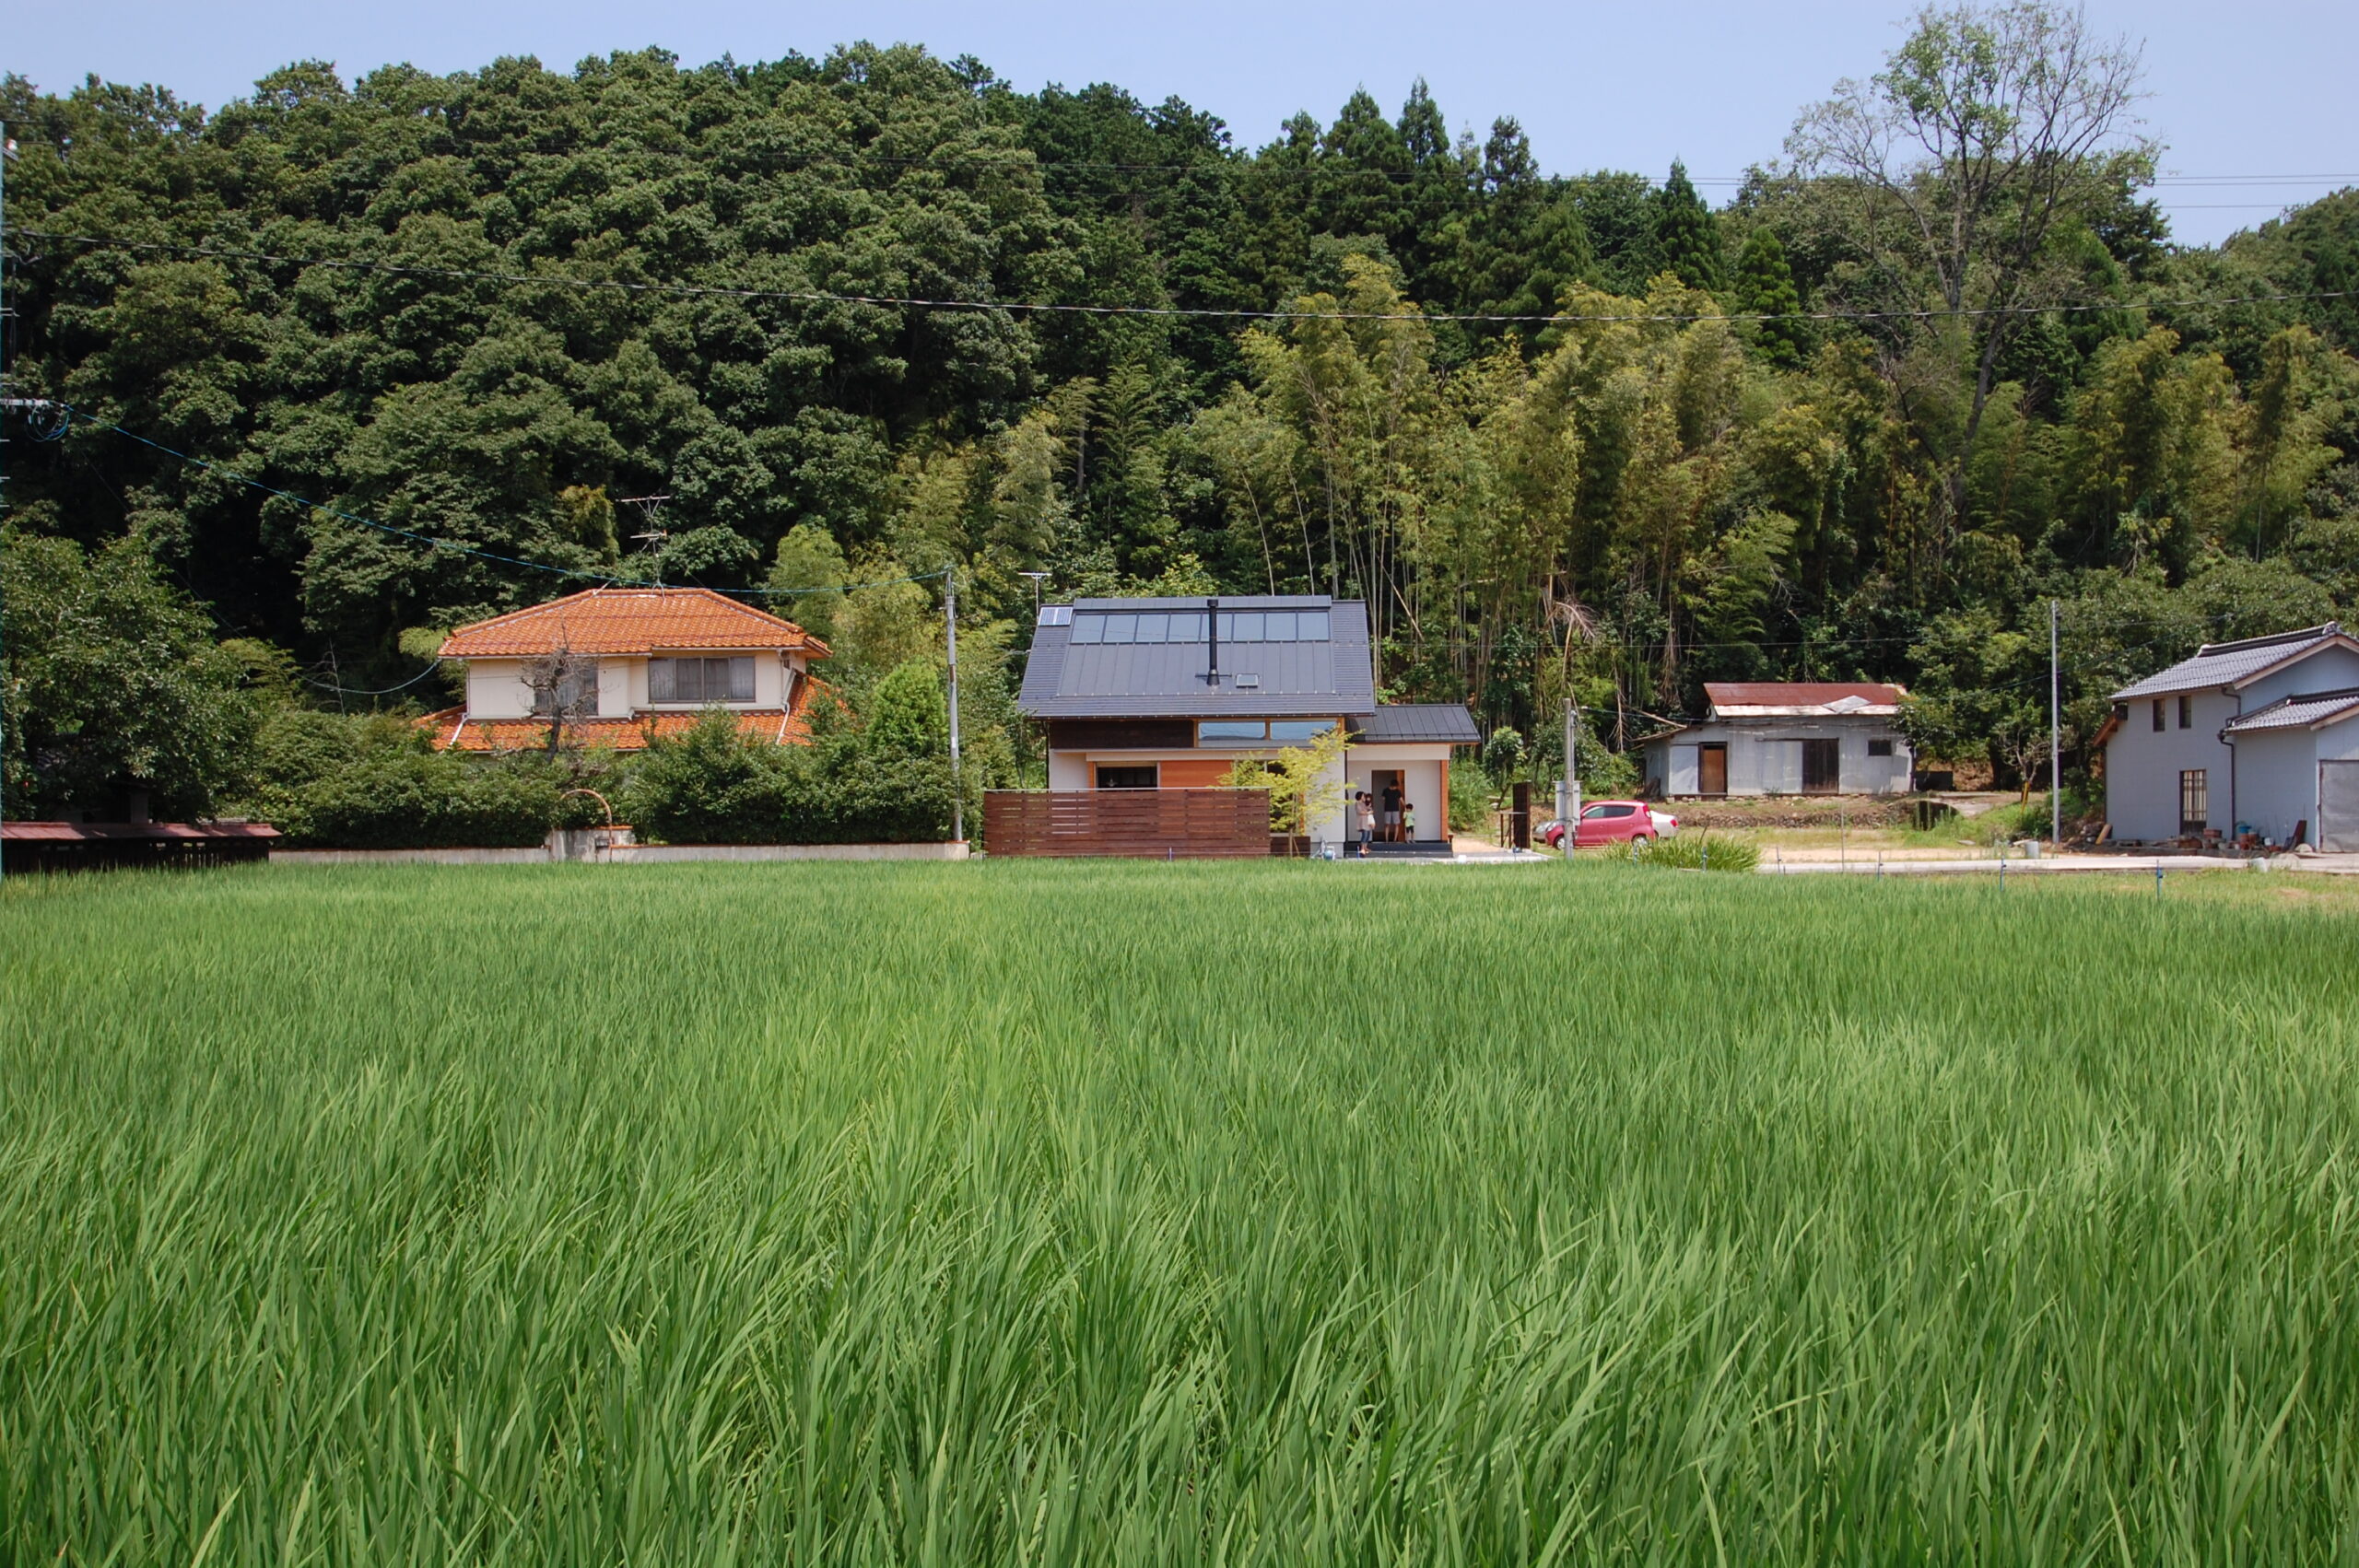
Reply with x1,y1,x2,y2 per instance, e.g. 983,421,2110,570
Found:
2101,622,2359,848
1640,683,1914,798
1015,595,1480,851
420,588,830,752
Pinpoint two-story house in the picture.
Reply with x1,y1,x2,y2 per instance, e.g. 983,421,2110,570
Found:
2102,621,2359,847
421,588,829,751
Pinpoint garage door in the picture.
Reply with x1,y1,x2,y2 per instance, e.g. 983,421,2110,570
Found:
2322,762,2359,851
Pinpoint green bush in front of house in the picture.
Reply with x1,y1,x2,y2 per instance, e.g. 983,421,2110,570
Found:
243,709,570,849
623,676,962,846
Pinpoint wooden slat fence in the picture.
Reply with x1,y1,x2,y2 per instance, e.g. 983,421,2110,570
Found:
984,790,1271,858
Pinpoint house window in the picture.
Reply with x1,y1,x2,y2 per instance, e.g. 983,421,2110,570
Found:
1268,720,1332,743
530,660,601,717
649,656,755,704
2179,769,2209,834
2177,694,2192,729
1096,766,1157,790
1867,738,1895,758
2152,699,2165,731
1199,720,1267,744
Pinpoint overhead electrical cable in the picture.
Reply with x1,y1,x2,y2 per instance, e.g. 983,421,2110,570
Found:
14,230,2356,325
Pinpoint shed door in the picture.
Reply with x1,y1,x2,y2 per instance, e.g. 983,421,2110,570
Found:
2322,762,2359,851
1802,739,1840,794
1698,743,1728,795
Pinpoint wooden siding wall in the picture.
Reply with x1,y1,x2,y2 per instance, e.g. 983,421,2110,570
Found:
984,790,1271,858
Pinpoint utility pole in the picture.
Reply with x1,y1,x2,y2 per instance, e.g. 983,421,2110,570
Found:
2,123,14,885
2049,598,2061,848
1559,699,1580,864
944,567,964,846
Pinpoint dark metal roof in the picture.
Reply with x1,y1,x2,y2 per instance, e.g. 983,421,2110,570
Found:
1020,596,1377,718
1353,704,1482,743
2113,623,2353,699
2222,686,2359,733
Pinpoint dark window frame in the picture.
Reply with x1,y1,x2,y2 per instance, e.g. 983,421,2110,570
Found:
1867,738,1895,758
2177,694,2192,730
2153,699,2165,732
1095,765,1158,790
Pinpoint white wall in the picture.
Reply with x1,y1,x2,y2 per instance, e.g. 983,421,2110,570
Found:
2230,729,2319,846
1047,751,1090,790
596,661,630,719
464,659,533,719
1344,744,1449,844
2105,689,2235,840
1647,721,1909,796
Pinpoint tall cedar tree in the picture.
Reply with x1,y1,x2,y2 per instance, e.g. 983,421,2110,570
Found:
1655,160,1725,292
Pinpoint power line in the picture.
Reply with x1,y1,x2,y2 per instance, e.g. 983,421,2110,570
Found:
14,229,2356,325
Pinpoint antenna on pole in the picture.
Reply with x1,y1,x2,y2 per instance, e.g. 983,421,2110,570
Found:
617,494,672,586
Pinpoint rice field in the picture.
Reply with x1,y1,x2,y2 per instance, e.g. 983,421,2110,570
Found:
3,860,2356,1564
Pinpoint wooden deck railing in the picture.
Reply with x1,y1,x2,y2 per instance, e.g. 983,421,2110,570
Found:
983,790,1271,858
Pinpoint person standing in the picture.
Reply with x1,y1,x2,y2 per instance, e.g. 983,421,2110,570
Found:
1356,791,1375,856
1401,799,1417,843
1381,779,1403,842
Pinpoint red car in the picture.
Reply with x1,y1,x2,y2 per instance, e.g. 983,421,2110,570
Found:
1541,801,1677,848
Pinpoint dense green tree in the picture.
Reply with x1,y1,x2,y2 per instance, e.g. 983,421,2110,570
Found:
1654,160,1724,292
2,532,261,817
1732,226,1809,367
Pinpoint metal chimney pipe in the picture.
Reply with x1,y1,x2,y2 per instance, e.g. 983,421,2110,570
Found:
1205,596,1220,685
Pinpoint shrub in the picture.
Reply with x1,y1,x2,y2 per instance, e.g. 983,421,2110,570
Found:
625,709,957,845
1633,830,1760,873
242,708,594,849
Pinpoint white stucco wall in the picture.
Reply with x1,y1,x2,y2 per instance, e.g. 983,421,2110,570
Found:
2229,729,2320,846
464,659,534,720
464,650,805,721
1645,720,1910,796
1343,744,1450,845
2104,689,2236,840
1047,752,1090,790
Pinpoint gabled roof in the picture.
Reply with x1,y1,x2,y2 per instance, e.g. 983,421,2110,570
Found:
1704,682,1906,719
1353,705,1483,744
1019,595,1377,719
437,588,828,659
2222,686,2359,734
2112,623,2352,700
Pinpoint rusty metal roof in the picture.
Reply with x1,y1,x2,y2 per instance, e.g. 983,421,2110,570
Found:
1704,682,1906,713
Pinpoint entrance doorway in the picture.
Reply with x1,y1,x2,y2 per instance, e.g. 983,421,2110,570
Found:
2321,762,2359,851
1697,743,1728,796
1371,769,1406,841
1802,739,1840,794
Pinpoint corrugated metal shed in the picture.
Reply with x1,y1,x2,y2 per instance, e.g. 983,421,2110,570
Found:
2222,687,2359,732
1019,597,1377,719
2112,623,2353,699
1353,704,1482,743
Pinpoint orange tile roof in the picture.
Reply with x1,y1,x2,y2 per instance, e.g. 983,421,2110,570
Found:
419,675,832,753
437,588,830,659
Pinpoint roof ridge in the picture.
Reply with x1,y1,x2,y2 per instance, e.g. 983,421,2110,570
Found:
2194,621,2341,658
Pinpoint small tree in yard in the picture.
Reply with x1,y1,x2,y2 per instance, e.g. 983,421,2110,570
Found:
519,637,598,756
1221,725,1352,837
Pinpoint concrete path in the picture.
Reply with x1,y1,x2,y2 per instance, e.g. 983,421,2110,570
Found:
1757,853,2253,876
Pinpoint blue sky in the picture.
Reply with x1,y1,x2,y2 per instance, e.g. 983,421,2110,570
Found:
12,0,2355,246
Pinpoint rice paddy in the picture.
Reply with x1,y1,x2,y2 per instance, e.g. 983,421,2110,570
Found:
4,860,2356,1563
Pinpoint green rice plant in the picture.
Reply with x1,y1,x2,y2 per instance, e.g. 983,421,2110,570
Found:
3,861,2356,1563
1633,827,1762,872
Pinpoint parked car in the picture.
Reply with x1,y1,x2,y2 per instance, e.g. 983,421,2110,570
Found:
1541,801,1679,848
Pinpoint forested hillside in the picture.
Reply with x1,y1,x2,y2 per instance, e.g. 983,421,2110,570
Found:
5,3,2358,794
